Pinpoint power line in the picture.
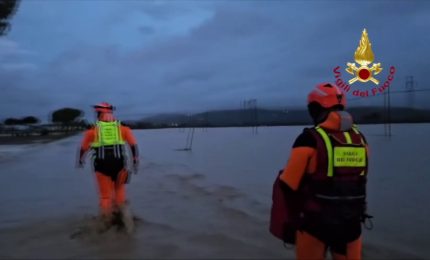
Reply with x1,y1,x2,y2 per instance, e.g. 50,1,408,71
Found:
348,88,430,102
346,78,427,138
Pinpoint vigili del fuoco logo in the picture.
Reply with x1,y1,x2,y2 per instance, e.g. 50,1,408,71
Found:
333,29,396,97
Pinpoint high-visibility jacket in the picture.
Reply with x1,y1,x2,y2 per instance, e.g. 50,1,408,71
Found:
91,121,125,148
300,124,368,220
80,120,137,160
276,111,370,250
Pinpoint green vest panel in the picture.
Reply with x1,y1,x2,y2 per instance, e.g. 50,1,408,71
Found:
91,121,125,148
315,126,367,177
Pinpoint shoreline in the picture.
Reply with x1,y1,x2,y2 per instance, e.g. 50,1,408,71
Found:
0,131,82,145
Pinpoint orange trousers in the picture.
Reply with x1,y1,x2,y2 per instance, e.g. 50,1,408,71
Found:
95,170,128,216
296,231,362,260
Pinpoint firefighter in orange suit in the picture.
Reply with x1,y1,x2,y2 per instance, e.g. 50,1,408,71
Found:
279,83,371,259
78,102,139,233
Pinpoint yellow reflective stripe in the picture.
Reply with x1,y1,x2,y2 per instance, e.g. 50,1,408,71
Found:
117,121,125,144
92,123,103,147
352,126,365,145
352,127,359,135
333,147,366,167
99,122,105,145
315,127,334,177
116,121,123,143
344,132,352,144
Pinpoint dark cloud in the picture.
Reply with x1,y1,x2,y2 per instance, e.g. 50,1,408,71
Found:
1,0,430,121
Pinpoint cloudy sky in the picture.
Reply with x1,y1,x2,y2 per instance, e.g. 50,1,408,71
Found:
1,0,429,121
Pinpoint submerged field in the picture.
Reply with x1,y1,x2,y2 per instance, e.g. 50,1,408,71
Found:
0,124,429,259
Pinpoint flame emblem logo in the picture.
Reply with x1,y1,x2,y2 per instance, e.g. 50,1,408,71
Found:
346,29,382,85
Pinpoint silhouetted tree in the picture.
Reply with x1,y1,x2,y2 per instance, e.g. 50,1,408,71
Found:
51,108,83,124
4,116,39,125
4,117,20,125
0,0,20,36
21,116,39,125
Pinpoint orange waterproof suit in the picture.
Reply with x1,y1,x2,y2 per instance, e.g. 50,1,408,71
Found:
280,111,369,260
79,122,138,216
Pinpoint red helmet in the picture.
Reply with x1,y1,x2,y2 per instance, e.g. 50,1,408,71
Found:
93,102,115,113
307,83,346,108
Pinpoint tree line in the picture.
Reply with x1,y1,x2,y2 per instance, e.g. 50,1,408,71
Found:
2,108,86,126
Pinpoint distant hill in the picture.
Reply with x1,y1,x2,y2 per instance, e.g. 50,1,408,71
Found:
124,106,430,129
140,113,192,125
346,106,430,125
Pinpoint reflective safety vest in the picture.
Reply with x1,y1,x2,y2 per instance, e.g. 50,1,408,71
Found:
91,121,125,159
300,125,368,221
92,121,125,147
314,125,367,178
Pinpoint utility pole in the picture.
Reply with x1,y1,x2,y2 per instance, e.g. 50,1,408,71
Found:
202,111,209,132
383,83,392,138
242,99,258,134
252,99,258,135
383,89,387,136
176,114,195,151
185,127,195,151
405,76,416,109
387,81,391,138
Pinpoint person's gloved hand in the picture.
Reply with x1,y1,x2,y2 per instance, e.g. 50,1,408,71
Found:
77,158,85,168
77,148,86,169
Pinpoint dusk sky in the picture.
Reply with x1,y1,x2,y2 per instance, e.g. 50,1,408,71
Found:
1,0,429,121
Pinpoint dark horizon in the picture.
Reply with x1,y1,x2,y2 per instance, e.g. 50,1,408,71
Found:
1,1,429,120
